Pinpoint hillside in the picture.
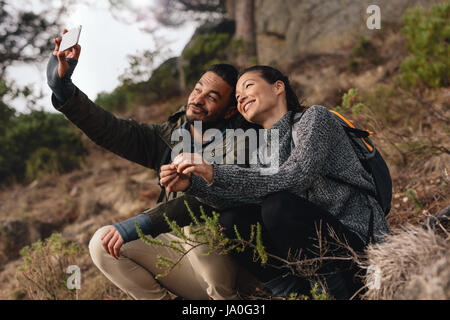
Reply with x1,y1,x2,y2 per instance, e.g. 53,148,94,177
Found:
0,9,449,299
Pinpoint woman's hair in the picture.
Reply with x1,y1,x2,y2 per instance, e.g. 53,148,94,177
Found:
238,65,307,113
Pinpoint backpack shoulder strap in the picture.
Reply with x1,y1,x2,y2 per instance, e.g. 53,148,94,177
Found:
329,110,375,152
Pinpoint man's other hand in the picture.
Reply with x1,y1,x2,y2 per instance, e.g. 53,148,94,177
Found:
101,226,124,260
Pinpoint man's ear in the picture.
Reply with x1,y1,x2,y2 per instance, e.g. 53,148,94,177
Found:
224,105,238,119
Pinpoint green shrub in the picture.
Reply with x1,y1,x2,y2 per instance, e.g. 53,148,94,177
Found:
144,57,181,101
95,87,129,113
25,147,61,180
334,88,368,117
16,233,84,300
399,2,450,88
182,32,233,86
95,58,180,113
0,111,85,184
25,146,83,181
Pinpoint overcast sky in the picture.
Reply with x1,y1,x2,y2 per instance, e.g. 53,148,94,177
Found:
7,1,196,113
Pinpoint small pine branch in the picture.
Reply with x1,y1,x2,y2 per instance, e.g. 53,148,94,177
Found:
185,200,201,226
255,222,268,265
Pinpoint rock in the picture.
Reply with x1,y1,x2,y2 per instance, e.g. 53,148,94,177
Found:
254,0,445,67
0,218,40,266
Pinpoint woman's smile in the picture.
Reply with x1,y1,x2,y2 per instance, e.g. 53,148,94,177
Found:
242,100,256,113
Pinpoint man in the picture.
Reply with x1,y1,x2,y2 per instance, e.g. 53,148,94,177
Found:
47,30,260,300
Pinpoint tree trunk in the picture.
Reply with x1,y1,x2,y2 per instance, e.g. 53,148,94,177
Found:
234,0,256,68
225,0,236,20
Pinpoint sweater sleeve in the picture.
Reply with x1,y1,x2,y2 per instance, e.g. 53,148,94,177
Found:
186,174,260,209
203,106,344,199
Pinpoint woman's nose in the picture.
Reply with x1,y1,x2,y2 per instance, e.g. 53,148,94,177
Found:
238,94,247,106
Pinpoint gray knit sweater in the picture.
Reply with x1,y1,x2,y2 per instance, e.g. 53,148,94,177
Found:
187,105,390,244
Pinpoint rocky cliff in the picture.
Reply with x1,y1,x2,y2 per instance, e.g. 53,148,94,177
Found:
255,0,444,67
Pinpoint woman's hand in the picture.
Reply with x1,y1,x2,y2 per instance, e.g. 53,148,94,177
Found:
173,153,214,185
159,164,192,192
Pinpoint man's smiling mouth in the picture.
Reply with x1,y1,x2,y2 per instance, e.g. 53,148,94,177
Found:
189,104,205,114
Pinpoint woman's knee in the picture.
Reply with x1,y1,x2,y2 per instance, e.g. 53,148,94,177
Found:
219,205,261,239
218,211,241,238
261,192,297,230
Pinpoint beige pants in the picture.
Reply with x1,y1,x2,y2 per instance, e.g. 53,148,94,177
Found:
89,225,261,300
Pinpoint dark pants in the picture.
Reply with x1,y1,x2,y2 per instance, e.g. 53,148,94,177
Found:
219,191,366,299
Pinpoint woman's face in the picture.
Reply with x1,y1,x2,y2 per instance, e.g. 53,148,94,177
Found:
235,71,282,125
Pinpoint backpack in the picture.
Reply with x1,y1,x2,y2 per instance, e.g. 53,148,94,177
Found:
329,110,392,216
292,109,392,216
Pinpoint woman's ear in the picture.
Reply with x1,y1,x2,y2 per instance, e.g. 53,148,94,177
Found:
273,80,285,96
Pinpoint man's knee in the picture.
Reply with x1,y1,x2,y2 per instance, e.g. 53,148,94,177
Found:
88,225,112,268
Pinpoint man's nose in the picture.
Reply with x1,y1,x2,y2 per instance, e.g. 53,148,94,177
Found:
192,94,205,105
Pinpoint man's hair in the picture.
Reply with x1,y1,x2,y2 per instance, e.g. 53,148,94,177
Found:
206,64,238,107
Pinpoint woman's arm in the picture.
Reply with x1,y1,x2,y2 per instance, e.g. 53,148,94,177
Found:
160,164,259,209
183,106,344,200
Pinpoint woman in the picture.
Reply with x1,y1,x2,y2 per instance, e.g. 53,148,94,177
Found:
160,66,390,299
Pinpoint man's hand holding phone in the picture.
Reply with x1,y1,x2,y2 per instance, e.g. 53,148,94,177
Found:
47,28,82,105
53,28,81,78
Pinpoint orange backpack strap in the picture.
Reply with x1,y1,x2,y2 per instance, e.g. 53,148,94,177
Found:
329,110,375,152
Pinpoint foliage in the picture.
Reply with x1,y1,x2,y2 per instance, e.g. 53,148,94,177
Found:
347,36,382,73
399,2,450,88
136,200,267,280
15,233,84,300
0,0,70,75
333,88,367,117
145,57,181,101
0,111,86,184
182,32,234,86
95,57,180,113
107,0,228,29
287,282,330,300
0,79,15,134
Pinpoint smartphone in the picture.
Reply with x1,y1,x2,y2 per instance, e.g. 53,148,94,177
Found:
59,25,82,52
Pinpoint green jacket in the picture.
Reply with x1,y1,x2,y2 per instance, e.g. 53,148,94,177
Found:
52,86,255,238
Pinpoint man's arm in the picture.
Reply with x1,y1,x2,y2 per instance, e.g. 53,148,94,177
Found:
113,194,213,243
51,87,167,170
47,30,167,170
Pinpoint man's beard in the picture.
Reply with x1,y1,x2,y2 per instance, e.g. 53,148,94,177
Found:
186,108,225,131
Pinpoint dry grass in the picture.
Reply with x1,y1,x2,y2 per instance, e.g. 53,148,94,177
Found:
360,220,449,300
